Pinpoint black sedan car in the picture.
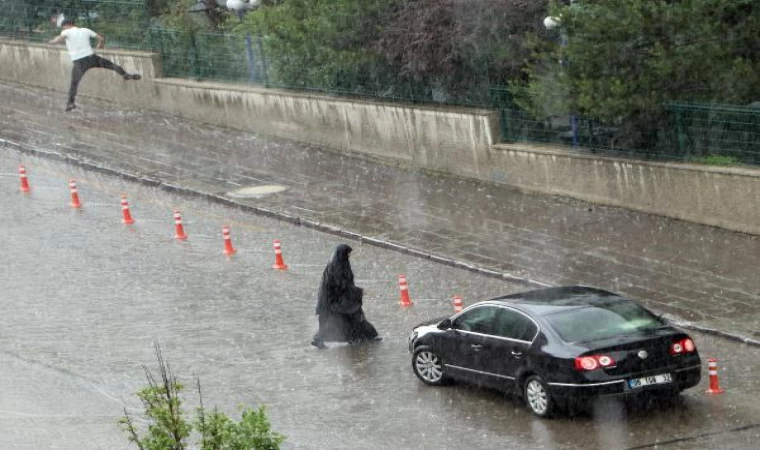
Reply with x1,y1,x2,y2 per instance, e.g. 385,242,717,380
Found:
408,286,701,417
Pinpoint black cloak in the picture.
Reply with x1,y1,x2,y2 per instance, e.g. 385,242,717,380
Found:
312,244,378,346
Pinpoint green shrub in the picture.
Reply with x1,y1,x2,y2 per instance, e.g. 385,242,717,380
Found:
119,344,285,450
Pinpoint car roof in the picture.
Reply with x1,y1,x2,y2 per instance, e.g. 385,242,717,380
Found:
484,286,628,317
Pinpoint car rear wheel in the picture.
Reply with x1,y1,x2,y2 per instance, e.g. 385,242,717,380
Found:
524,375,554,418
412,347,446,386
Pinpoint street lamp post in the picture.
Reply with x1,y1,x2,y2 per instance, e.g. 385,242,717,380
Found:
544,15,579,148
226,0,259,83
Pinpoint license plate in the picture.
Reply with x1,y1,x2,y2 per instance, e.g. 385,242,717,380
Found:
628,373,672,389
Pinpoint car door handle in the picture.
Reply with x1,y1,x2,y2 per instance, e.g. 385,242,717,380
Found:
470,344,483,351
511,351,523,357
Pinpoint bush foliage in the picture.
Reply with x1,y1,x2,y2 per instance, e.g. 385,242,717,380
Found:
517,0,760,149
119,344,285,450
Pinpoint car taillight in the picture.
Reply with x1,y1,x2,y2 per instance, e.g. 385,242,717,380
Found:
670,338,696,355
574,355,616,371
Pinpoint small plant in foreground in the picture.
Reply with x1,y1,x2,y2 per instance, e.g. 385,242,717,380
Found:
119,343,285,450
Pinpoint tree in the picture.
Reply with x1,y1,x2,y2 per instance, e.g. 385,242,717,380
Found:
518,0,760,149
119,343,285,450
376,0,548,104
238,0,399,93
239,0,548,104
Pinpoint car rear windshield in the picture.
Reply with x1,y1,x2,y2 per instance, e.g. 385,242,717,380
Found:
544,300,665,342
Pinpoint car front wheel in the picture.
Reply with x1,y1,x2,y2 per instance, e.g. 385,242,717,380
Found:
524,375,554,418
412,347,446,386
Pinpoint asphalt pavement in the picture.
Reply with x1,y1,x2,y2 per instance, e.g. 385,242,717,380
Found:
1,152,759,450
1,81,758,345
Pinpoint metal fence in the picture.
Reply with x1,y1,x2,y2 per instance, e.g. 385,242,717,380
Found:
146,27,491,106
669,102,760,165
491,86,630,155
493,87,760,165
147,29,261,82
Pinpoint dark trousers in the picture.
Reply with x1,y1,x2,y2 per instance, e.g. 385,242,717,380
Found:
68,54,127,105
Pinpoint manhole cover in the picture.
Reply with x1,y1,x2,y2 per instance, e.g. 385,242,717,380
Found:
227,185,287,199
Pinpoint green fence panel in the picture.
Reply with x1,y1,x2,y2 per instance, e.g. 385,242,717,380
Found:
668,102,760,165
490,91,760,165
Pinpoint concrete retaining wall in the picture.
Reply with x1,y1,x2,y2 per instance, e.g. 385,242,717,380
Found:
144,79,498,179
2,39,760,235
488,143,760,235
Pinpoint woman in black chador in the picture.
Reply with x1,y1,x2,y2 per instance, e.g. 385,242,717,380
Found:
311,244,379,348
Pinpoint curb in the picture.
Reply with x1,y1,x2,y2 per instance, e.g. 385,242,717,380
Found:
3,137,757,348
0,138,551,290
663,315,760,347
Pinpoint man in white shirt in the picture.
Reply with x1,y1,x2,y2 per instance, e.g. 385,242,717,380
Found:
48,19,141,111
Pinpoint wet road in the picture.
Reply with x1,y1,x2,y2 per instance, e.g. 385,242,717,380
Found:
1,80,758,342
1,154,759,449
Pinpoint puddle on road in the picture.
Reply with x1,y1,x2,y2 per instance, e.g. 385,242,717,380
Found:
227,185,287,199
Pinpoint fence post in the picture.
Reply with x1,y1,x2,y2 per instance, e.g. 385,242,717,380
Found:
159,30,166,71
675,108,686,157
256,34,269,86
571,115,579,147
493,88,512,143
244,33,256,83
190,33,200,80
501,109,510,143
489,86,509,142
139,8,151,50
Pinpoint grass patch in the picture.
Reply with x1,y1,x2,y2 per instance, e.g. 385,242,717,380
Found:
688,155,741,166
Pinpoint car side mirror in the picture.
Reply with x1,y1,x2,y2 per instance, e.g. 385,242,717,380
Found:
438,319,452,330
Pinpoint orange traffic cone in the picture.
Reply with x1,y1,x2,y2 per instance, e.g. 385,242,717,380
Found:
223,225,236,255
705,358,725,394
453,295,464,313
19,165,30,192
69,179,82,208
173,210,188,240
272,239,288,270
399,274,413,308
121,195,135,224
